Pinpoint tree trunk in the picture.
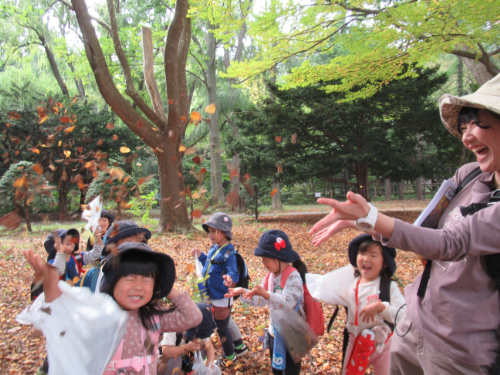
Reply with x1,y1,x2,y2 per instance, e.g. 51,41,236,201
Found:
384,179,391,201
40,36,70,98
353,164,369,199
457,57,464,96
415,177,423,200
254,185,259,221
205,23,224,204
71,0,192,232
68,61,86,100
460,57,494,86
58,177,69,221
343,168,349,196
271,181,282,210
24,201,32,232
399,180,405,200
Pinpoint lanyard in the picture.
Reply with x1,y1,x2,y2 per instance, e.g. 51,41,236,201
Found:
203,244,229,281
354,277,361,327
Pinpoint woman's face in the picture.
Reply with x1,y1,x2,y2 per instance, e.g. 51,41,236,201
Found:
461,109,500,181
113,274,154,310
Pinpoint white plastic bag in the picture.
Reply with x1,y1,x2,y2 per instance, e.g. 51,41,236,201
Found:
207,361,222,375
82,195,103,233
270,304,319,363
306,265,355,306
192,350,210,375
17,281,127,375
195,254,204,279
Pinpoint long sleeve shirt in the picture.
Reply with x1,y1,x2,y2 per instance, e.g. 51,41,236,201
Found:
242,269,305,336
379,162,500,366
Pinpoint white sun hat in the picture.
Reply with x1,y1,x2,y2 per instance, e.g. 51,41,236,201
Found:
440,74,500,139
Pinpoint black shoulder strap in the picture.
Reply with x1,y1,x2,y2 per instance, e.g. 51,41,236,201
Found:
379,277,391,303
417,167,482,299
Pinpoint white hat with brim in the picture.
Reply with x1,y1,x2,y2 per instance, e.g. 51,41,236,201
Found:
440,74,500,139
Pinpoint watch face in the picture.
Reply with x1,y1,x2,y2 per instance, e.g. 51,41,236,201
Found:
357,222,374,231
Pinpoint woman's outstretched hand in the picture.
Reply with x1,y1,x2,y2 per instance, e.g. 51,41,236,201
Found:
310,192,370,235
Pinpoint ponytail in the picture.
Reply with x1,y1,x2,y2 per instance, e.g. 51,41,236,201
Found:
292,259,308,284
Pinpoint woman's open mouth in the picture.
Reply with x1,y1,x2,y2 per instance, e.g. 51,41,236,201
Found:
471,145,488,161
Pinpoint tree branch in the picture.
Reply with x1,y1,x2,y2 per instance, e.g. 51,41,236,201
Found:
57,0,111,32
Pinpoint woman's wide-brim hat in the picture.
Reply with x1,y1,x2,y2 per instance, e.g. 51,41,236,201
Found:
348,234,397,276
440,74,500,139
254,230,300,263
100,242,175,298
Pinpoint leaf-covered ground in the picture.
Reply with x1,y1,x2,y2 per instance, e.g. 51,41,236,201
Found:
0,211,423,375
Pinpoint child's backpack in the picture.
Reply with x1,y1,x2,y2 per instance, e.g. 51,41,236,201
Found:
217,245,250,299
327,277,393,366
264,266,325,336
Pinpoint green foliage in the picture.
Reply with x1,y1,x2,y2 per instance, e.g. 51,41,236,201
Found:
128,191,159,227
0,161,54,214
85,168,139,207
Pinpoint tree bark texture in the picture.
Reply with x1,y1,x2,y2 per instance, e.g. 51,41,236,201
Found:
460,57,494,86
399,180,405,200
71,0,193,232
353,164,369,198
58,177,69,221
41,38,70,98
415,177,423,200
384,178,391,201
205,23,224,204
271,181,282,210
68,61,86,100
24,200,32,233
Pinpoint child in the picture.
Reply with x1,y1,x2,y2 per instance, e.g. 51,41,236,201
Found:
86,209,114,251
23,241,202,375
191,212,247,364
157,302,217,375
311,234,405,375
226,230,308,375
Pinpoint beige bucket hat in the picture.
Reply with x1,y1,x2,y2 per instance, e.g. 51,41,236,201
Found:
440,74,500,139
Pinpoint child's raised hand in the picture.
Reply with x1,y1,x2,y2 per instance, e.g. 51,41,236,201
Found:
192,248,202,258
359,302,386,323
54,236,72,254
225,288,245,298
223,275,233,287
244,285,270,300
94,226,103,246
23,250,61,303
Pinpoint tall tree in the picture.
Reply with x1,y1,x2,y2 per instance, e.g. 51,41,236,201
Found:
70,0,195,232
224,0,499,100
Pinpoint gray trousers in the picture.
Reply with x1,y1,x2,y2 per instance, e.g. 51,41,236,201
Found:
390,309,487,375
228,317,242,342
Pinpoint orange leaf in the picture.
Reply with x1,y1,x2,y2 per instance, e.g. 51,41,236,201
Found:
31,148,40,154
123,176,130,183
63,150,71,158
106,123,115,130
271,188,278,197
192,209,203,218
8,111,21,120
60,116,71,123
190,111,201,124
200,168,207,173
137,120,144,128
244,173,250,180
39,115,49,124
275,136,282,143
0,211,22,230
168,99,174,105
112,134,118,141
120,146,131,153
192,156,201,165
78,180,85,190
13,176,27,189
32,163,43,175
204,103,216,114
97,138,104,146
181,116,187,122
64,125,76,134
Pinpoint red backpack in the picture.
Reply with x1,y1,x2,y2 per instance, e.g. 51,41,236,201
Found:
264,266,325,336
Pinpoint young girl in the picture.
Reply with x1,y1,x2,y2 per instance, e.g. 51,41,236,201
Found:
86,209,114,251
191,212,247,364
226,230,308,375
157,302,217,375
22,241,202,375
309,233,405,375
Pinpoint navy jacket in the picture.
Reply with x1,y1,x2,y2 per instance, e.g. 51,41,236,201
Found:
199,243,239,300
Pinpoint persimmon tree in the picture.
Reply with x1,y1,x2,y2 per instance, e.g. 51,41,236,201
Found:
70,0,195,231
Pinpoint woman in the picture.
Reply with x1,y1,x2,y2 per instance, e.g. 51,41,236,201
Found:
310,74,500,375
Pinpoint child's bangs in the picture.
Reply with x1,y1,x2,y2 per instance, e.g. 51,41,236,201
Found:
115,250,159,279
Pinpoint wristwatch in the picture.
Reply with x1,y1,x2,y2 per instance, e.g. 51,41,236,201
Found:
355,204,378,231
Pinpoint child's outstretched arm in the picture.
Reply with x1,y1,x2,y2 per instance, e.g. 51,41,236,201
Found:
24,250,61,303
81,226,104,265
160,288,203,333
225,286,269,307
223,254,239,287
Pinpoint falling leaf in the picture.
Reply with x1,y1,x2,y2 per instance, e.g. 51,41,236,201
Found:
137,120,144,128
112,134,118,141
123,176,130,183
136,163,142,167
275,136,282,143
39,116,49,124
163,197,172,202
200,168,207,173
190,111,201,124
271,188,278,197
8,111,22,120
97,138,104,146
291,133,298,144
185,263,195,275
185,147,196,155
13,176,27,189
120,146,131,153
0,211,22,230
31,148,40,154
179,145,186,152
106,123,115,130
63,150,71,158
192,156,202,165
204,103,216,114
109,168,125,181
168,99,174,105
137,174,155,186
244,173,250,180
60,116,71,123
191,209,203,218
32,163,43,175
277,164,283,173
181,116,187,122
156,147,163,153
78,180,85,190
64,125,76,134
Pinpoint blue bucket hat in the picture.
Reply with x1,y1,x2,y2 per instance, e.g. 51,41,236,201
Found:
184,303,216,342
348,234,397,276
202,212,232,240
254,230,300,263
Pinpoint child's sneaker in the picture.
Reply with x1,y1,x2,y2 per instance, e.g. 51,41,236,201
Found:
234,343,249,357
215,354,238,367
345,328,376,375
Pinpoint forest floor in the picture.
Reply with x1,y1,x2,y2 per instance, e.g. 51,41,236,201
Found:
0,210,423,375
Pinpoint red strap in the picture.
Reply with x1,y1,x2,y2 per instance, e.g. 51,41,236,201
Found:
72,254,84,276
264,266,297,292
354,278,361,327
